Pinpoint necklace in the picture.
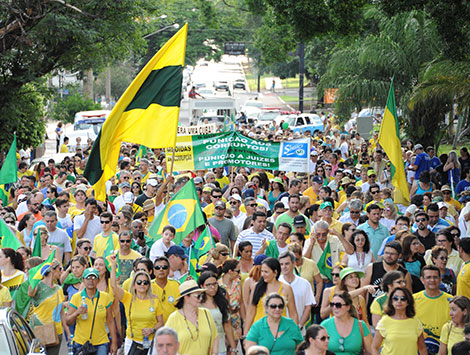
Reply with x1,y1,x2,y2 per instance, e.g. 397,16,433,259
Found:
183,310,199,341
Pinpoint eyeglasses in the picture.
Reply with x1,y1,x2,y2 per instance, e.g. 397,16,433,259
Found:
155,265,169,270
392,296,407,302
350,210,361,215
204,282,218,288
192,293,203,300
436,239,448,243
330,302,346,309
317,336,330,341
331,273,340,277
120,239,132,243
268,303,284,310
81,246,91,251
100,220,111,224
339,337,345,352
438,256,448,261
136,279,150,286
370,190,379,194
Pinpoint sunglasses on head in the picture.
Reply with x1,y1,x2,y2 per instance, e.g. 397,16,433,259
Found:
155,265,169,270
136,279,150,286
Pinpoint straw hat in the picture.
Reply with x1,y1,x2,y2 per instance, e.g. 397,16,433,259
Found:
175,280,205,301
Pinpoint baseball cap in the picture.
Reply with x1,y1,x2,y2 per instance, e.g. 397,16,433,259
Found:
202,186,212,193
441,185,452,192
146,179,158,187
123,191,134,203
437,202,448,210
194,177,203,184
230,194,242,202
74,184,88,195
293,215,306,227
119,181,131,189
243,188,255,199
340,267,364,280
254,254,268,266
312,176,323,184
167,245,188,259
310,150,319,156
83,268,99,279
214,200,226,209
320,201,333,210
414,144,424,151
367,170,377,177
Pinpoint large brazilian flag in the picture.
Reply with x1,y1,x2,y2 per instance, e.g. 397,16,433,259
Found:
148,179,205,244
84,24,188,201
378,78,410,205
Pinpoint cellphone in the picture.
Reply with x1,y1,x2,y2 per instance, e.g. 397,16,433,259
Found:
138,231,145,239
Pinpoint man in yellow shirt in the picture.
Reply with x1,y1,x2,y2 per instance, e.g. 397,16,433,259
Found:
203,187,223,219
303,176,322,205
414,265,451,354
153,256,180,322
92,212,119,258
116,231,142,282
60,137,69,153
457,238,470,297
214,167,230,189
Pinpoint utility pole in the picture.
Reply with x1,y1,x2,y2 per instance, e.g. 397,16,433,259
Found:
298,42,304,113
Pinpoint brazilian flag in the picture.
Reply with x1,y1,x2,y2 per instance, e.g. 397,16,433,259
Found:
135,145,148,166
0,218,21,250
84,24,188,201
148,179,205,245
29,250,56,289
317,241,333,281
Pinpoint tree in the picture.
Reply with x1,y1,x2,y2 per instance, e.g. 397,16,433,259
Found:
51,88,101,124
94,62,136,101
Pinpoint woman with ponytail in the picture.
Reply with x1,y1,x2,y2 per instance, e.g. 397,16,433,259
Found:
296,324,335,355
243,257,298,335
0,247,25,297
220,259,245,344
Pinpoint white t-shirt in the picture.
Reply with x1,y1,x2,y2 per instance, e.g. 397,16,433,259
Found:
279,275,315,319
47,228,73,262
340,142,349,159
58,215,73,230
149,239,175,262
73,214,101,244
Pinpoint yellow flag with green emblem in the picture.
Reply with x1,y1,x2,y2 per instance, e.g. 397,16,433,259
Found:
84,24,188,201
378,78,410,205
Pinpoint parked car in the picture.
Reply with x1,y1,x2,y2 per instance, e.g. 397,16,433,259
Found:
0,308,45,355
275,113,324,134
233,79,246,90
214,81,230,92
254,109,281,127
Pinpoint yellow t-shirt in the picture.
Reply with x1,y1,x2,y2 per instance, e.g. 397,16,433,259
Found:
376,315,423,355
203,203,215,219
297,257,320,293
69,206,85,219
457,261,470,297
215,176,230,189
70,290,113,345
440,321,465,353
0,286,12,305
303,187,320,205
121,291,162,342
165,308,217,355
413,291,451,342
92,232,119,258
60,144,69,153
2,270,25,296
154,279,180,323
31,284,64,335
18,170,34,178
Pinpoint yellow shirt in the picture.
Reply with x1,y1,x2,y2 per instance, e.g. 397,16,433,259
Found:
457,261,470,297
60,144,69,153
70,290,113,345
297,257,320,293
413,290,451,343
69,206,84,219
31,284,64,335
165,308,217,355
18,170,34,178
153,279,180,322
121,291,162,342
0,286,12,305
303,187,320,205
92,232,119,258
203,203,215,219
2,270,25,296
376,316,423,355
215,176,230,189
440,321,465,352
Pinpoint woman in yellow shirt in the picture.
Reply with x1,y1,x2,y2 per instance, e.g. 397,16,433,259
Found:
165,280,218,355
0,248,25,298
109,255,163,353
438,296,470,355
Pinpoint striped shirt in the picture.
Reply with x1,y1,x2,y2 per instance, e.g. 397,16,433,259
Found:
235,227,274,257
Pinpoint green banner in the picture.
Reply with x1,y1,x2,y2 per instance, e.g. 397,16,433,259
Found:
166,131,309,173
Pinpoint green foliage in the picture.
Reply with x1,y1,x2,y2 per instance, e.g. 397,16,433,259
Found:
52,93,101,124
0,83,47,150
95,63,136,100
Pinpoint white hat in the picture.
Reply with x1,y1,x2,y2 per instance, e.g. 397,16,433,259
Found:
123,191,134,204
146,179,158,187
230,194,242,202
437,202,448,210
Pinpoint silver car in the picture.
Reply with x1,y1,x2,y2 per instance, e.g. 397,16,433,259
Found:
0,309,45,355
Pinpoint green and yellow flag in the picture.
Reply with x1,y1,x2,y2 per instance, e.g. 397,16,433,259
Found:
29,250,56,289
0,134,17,185
148,179,205,244
104,238,121,278
317,242,332,281
0,218,21,250
378,78,410,205
31,229,42,257
135,145,148,166
84,24,188,201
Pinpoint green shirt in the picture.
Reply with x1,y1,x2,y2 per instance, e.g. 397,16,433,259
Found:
246,316,303,355
275,212,310,234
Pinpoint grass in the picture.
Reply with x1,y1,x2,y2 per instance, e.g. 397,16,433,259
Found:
280,95,316,103
437,143,468,155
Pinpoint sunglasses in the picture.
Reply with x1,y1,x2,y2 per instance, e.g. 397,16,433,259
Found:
81,246,91,251
438,256,448,261
317,336,330,341
416,218,426,222
100,220,111,224
230,201,238,205
330,302,346,309
192,293,203,300
331,273,340,277
370,190,379,194
136,280,150,286
155,265,169,270
212,195,222,199
120,239,132,243
247,204,257,207
220,252,229,256
268,304,284,310
392,296,407,302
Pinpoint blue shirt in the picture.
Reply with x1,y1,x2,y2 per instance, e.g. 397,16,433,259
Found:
414,152,431,179
411,218,450,233
456,179,470,195
357,221,389,258
430,156,441,170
